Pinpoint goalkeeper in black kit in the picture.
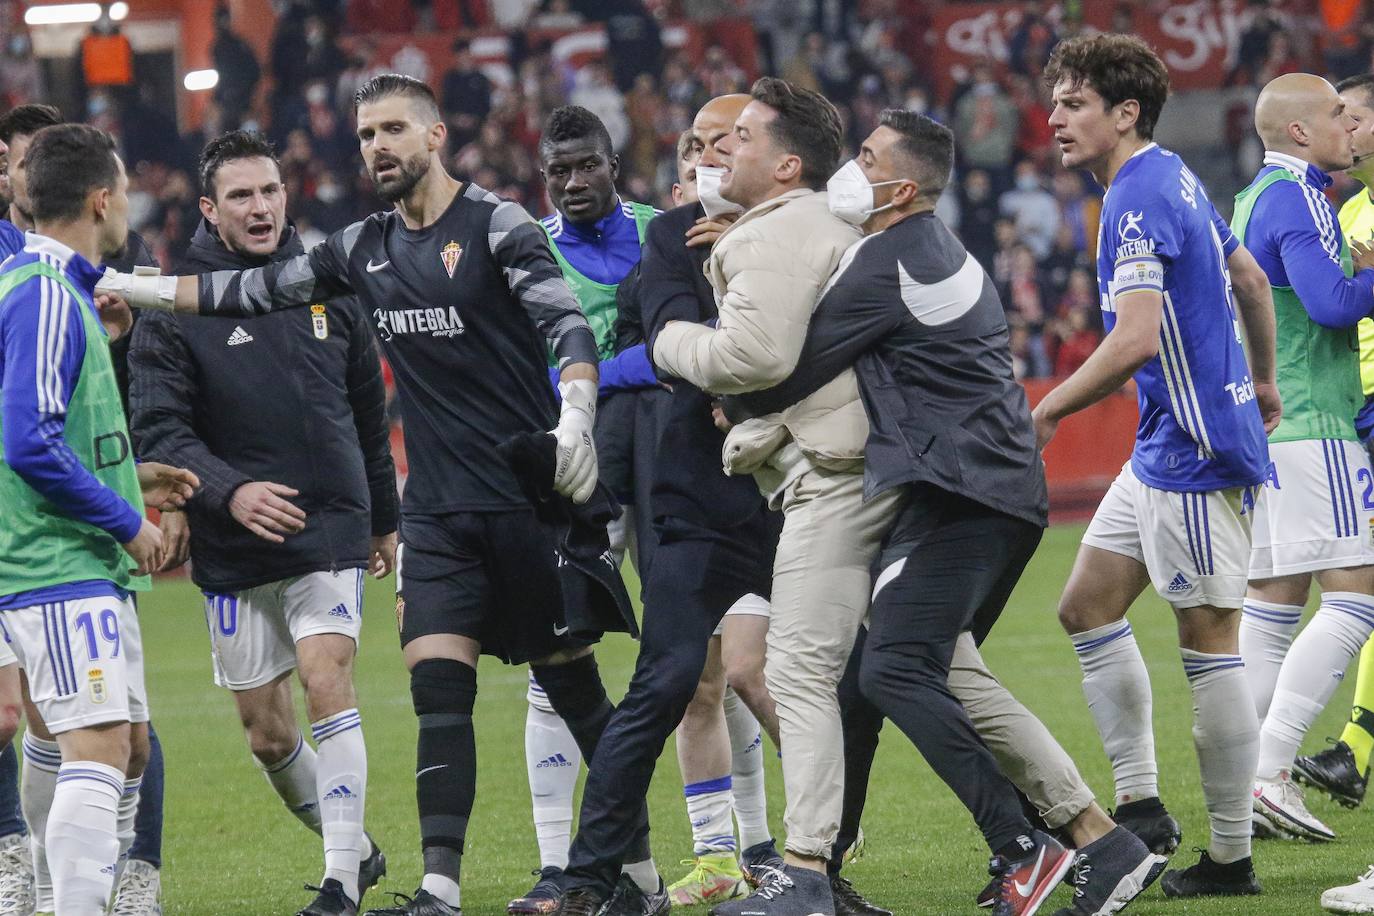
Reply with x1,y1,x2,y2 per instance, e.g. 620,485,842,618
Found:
100,74,626,916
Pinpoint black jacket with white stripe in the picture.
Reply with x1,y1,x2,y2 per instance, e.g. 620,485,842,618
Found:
128,220,397,593
724,210,1048,528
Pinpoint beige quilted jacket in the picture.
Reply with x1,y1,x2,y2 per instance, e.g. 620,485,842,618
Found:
652,188,868,476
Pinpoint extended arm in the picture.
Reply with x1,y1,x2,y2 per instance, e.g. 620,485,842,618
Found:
100,221,360,317
127,312,252,515
725,283,900,420
1,281,142,541
1271,184,1374,328
1032,289,1163,448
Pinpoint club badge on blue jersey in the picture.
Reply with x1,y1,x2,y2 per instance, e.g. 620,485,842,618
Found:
310,304,328,340
441,240,463,278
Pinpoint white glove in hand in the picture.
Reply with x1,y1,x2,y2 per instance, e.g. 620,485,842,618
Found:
96,266,177,311
550,378,598,504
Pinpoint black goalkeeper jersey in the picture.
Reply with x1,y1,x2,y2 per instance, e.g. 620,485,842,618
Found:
193,181,599,513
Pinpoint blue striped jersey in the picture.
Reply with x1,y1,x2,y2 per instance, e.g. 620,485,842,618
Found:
1097,143,1270,492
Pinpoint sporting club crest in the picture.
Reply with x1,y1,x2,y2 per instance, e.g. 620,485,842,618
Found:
441,241,463,278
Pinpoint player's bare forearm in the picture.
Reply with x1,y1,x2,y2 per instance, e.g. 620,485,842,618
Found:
172,276,199,313
1033,289,1161,448
1228,245,1278,383
558,360,598,385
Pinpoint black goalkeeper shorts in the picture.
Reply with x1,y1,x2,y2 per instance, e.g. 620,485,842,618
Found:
396,508,593,664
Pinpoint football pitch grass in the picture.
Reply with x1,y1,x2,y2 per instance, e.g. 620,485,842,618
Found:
143,523,1372,914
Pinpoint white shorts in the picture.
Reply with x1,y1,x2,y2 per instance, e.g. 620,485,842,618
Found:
1083,462,1259,609
1249,438,1374,579
205,569,365,691
1,595,147,733
712,593,771,638
0,618,18,669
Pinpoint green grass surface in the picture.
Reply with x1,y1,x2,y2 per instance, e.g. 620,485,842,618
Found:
140,523,1372,914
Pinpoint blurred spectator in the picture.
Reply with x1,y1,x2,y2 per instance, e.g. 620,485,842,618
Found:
698,45,748,97
1228,0,1287,86
1007,1,1058,78
1009,74,1054,164
1256,31,1303,84
1050,307,1101,377
783,32,851,100
442,40,494,146
1009,320,1051,380
662,54,706,109
456,121,534,190
1041,223,1088,302
959,169,999,270
999,160,1059,260
625,73,667,181
81,7,134,92
571,61,631,151
212,5,261,126
303,169,354,233
0,30,42,108
1051,170,1100,254
347,0,418,34
953,65,1018,188
605,0,664,90
531,0,585,29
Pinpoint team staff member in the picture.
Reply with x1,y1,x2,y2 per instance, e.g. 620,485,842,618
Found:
98,75,617,916
128,130,396,916
0,124,196,916
511,105,660,914
726,110,1167,916
0,102,168,916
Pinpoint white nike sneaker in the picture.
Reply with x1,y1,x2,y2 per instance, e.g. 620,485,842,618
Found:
1253,771,1336,841
110,858,162,915
1323,865,1374,913
0,833,33,916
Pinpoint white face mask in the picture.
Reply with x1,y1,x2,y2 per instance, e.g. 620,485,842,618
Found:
826,159,905,226
695,165,743,219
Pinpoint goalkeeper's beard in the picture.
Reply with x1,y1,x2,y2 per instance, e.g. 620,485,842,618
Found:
371,152,431,203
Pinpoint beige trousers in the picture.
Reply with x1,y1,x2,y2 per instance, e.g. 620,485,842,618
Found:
767,470,1094,858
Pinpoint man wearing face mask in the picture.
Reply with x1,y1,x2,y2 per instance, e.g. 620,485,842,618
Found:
651,78,897,916
723,109,1172,916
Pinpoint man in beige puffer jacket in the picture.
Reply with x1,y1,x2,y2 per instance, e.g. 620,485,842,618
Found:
653,77,904,913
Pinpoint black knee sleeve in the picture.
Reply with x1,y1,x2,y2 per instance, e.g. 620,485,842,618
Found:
411,659,477,860
531,654,613,761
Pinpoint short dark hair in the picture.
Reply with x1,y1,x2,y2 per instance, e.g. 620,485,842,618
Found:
26,124,119,224
1043,33,1170,140
199,130,279,200
0,104,63,145
540,105,614,158
1337,74,1374,106
353,73,442,123
877,109,954,201
749,76,843,189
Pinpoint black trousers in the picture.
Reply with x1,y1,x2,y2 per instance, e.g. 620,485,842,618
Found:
564,509,779,896
831,625,884,873
857,486,1044,853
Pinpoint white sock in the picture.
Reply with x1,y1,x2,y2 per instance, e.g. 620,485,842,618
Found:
1071,621,1159,804
421,873,461,907
622,857,660,894
259,733,323,834
48,761,122,916
114,776,141,883
312,709,367,904
525,676,580,871
684,776,735,856
21,733,60,912
724,687,770,851
1238,600,1304,718
1182,649,1258,865
1258,592,1374,780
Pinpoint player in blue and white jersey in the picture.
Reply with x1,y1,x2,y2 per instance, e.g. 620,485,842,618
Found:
1034,33,1282,898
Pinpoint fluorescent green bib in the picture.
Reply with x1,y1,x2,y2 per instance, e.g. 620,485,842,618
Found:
545,201,656,361
0,261,148,598
1232,169,1361,443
